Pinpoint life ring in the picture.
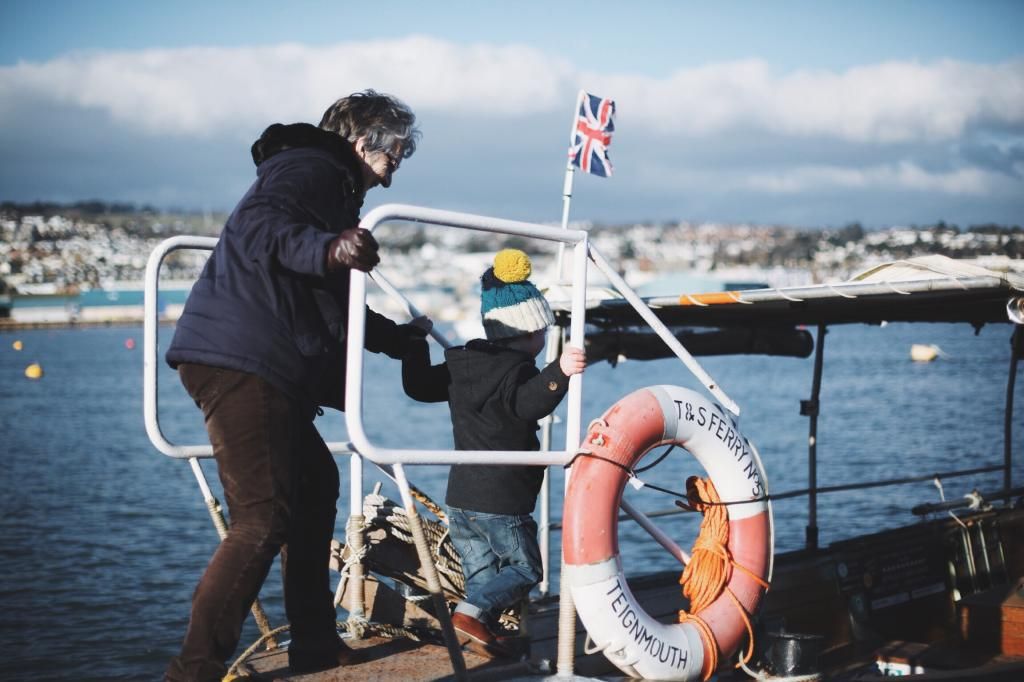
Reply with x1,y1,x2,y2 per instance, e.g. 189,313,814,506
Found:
563,385,773,681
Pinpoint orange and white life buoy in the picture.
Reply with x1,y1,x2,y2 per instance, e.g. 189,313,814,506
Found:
563,385,773,681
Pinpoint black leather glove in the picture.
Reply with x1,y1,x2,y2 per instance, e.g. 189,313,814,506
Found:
386,323,429,359
326,228,380,272
401,323,429,340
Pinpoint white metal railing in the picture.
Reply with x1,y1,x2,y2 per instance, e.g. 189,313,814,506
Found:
346,204,591,466
143,208,736,459
344,203,737,468
141,205,736,573
143,235,217,459
142,236,356,459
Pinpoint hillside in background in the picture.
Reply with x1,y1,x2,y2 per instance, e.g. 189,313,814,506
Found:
1,201,1021,297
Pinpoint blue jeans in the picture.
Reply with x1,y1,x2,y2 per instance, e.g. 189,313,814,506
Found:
447,507,542,624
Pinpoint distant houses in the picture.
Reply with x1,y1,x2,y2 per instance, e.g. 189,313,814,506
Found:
1,205,1021,327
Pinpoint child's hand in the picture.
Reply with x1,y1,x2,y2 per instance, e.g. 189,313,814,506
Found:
409,315,433,334
559,346,586,376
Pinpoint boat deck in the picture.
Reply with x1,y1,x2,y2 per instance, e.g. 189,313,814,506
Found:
237,593,628,681
233,507,1024,681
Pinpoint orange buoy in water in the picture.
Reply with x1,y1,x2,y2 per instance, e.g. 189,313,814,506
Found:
13,340,24,351
25,363,43,379
125,338,136,350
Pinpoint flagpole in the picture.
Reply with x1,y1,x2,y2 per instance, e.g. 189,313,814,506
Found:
555,89,585,282
553,88,585,679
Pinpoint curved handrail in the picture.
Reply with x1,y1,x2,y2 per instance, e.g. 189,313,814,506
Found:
142,236,354,459
143,236,217,459
346,203,591,465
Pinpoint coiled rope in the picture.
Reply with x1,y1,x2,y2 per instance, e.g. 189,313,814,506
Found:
677,476,769,680
361,491,465,594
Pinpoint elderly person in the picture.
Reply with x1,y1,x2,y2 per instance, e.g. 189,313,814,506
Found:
164,90,423,681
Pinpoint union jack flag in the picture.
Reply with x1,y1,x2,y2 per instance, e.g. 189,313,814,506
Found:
569,91,615,177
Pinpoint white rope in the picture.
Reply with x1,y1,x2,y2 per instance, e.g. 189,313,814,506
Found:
682,293,710,307
726,291,754,304
332,516,370,610
882,279,913,295
826,282,857,299
339,520,369,579
776,287,805,302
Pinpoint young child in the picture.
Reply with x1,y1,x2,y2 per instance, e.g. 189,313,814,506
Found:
402,248,586,658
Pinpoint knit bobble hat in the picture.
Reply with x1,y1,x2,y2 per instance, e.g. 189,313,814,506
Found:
480,249,555,340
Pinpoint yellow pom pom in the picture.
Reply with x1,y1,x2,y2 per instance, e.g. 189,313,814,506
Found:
493,249,532,283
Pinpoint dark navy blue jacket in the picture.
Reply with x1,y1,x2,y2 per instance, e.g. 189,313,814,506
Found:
166,123,404,410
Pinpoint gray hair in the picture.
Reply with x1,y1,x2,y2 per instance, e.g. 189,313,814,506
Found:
319,89,420,159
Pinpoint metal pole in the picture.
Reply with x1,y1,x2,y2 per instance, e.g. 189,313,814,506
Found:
538,326,563,597
1005,325,1021,490
555,90,584,283
588,247,740,416
555,239,589,678
538,467,552,598
370,270,453,349
802,324,827,551
545,89,579,590
555,469,577,679
346,453,366,630
392,464,467,680
620,499,690,566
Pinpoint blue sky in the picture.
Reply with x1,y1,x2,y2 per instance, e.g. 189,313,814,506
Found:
2,0,1022,228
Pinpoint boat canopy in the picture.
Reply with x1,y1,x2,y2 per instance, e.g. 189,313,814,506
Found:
548,255,1024,362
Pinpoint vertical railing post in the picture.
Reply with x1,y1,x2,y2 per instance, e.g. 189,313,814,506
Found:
1005,324,1021,490
801,323,827,551
555,237,589,678
392,464,467,680
537,326,563,597
346,453,366,630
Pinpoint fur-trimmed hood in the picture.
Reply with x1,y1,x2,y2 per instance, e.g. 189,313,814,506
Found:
251,122,365,195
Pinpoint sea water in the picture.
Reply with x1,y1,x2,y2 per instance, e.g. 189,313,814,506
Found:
0,323,1021,680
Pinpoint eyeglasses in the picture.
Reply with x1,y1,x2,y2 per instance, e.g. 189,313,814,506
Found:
382,149,401,171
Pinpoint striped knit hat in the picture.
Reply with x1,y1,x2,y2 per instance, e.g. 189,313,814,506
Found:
480,249,554,340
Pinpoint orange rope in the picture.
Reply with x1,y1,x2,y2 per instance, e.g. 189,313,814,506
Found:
677,476,769,680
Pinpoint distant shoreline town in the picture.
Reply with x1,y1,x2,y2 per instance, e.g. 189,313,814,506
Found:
1,201,1021,327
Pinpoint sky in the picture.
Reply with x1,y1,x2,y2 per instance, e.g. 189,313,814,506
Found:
1,0,1023,229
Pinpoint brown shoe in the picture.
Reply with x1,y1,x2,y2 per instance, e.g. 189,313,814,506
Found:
450,612,513,659
288,638,365,673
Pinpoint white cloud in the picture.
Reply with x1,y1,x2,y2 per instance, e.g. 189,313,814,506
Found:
604,58,1024,142
2,37,1022,224
0,37,573,136
744,162,1003,195
1,37,1020,144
